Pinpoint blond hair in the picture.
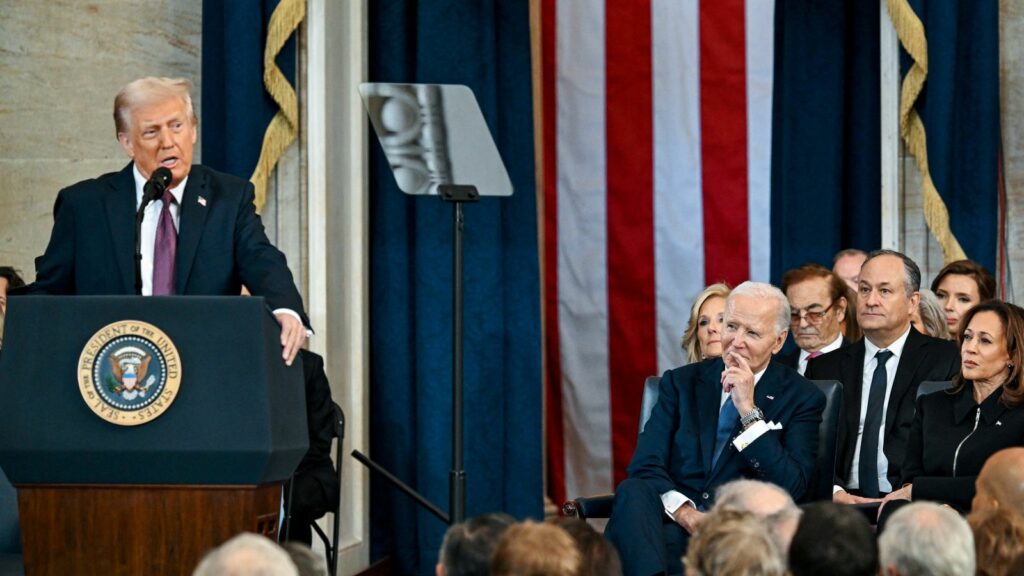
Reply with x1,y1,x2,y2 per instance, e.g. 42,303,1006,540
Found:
491,521,579,576
114,76,197,135
684,509,785,576
681,283,731,363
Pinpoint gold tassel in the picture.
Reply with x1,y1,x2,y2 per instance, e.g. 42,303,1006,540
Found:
250,0,306,214
885,0,966,263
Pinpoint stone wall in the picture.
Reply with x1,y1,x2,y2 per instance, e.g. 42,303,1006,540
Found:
0,0,201,279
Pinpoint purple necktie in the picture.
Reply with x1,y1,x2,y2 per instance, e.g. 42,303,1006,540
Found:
152,190,177,296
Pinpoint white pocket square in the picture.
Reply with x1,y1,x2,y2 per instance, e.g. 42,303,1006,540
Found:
767,421,783,431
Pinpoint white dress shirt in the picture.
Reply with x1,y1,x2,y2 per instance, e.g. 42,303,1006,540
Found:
797,333,845,375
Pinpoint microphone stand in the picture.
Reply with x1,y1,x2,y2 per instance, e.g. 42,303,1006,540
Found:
134,180,165,295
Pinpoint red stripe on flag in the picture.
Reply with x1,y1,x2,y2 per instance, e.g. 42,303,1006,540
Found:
541,0,567,507
606,0,656,486
700,0,750,286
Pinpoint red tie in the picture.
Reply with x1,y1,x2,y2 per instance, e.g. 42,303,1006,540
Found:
152,191,177,296
808,351,823,359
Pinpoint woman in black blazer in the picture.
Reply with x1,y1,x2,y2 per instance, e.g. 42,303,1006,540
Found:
883,300,1024,512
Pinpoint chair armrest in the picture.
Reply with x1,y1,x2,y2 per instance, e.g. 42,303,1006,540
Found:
563,494,615,520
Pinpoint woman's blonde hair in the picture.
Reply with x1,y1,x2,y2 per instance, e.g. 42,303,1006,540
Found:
681,283,731,364
684,509,785,576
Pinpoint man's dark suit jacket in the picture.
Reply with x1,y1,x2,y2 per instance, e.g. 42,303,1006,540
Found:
776,336,848,371
803,328,959,491
27,163,307,324
629,357,826,508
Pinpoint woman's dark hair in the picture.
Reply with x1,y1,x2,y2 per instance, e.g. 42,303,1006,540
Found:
931,259,997,301
951,300,1024,407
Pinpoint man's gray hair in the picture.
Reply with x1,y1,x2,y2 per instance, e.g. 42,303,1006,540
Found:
878,502,975,576
114,76,197,135
714,480,801,556
192,533,298,576
440,513,516,576
727,281,791,337
864,249,922,297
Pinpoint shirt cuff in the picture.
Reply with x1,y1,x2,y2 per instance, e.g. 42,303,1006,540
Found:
731,419,769,451
272,308,313,337
833,485,845,495
661,490,693,519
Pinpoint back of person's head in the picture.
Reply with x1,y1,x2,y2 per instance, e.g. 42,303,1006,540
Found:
547,517,622,576
878,502,975,576
975,447,1024,516
192,533,298,576
684,508,784,576
788,502,876,576
714,479,801,555
281,542,327,576
437,513,515,576
491,521,579,576
969,507,1024,576
0,267,25,290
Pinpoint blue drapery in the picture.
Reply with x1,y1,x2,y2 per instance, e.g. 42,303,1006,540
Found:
368,2,543,574
200,0,296,178
771,1,882,280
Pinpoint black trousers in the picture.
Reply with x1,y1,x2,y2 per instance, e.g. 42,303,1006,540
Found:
604,478,689,576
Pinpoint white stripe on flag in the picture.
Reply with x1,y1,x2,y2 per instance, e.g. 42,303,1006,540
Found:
556,0,613,498
653,0,705,374
746,0,775,282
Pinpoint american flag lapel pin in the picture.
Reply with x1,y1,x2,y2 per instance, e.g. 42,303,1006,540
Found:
198,196,207,207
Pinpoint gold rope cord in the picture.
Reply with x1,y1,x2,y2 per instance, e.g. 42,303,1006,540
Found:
250,0,306,213
885,0,966,263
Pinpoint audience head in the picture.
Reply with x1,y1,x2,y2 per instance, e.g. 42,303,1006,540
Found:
788,502,876,576
951,300,1024,407
857,250,921,348
683,508,784,576
878,502,975,576
723,282,790,374
968,507,1024,576
281,542,326,576
192,533,298,576
0,266,25,316
912,289,952,340
833,248,867,292
437,513,515,576
547,518,622,576
781,264,849,354
973,447,1024,515
490,521,579,576
714,479,801,554
931,259,997,335
114,77,198,188
681,283,731,363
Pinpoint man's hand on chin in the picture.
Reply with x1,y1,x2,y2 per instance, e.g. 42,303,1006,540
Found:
672,502,704,535
275,312,307,366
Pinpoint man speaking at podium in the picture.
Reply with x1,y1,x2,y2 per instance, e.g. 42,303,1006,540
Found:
24,77,308,365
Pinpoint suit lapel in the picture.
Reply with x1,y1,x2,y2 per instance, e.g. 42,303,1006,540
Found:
175,167,210,295
886,329,923,433
708,362,784,479
697,358,725,475
104,164,138,294
840,341,866,476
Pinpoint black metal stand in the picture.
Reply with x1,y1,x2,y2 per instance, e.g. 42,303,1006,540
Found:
354,185,479,526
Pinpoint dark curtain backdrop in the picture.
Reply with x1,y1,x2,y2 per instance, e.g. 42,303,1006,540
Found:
907,0,1000,271
201,0,296,178
368,2,543,574
771,0,882,281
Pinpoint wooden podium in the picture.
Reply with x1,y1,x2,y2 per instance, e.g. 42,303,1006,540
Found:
0,297,308,576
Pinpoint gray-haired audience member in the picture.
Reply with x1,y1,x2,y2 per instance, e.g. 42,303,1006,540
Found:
911,289,951,340
878,502,975,576
788,502,876,576
192,533,298,576
281,542,327,576
683,508,784,576
436,513,515,576
713,479,801,555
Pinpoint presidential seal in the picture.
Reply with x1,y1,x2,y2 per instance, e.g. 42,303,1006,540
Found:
77,320,181,426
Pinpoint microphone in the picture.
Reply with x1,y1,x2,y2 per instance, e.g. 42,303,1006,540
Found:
140,167,173,212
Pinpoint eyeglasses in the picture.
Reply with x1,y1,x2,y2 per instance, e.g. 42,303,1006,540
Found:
790,301,837,325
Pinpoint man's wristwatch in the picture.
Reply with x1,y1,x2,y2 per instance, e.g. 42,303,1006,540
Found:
739,406,765,429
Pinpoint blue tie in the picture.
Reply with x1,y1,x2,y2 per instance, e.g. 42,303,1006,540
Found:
859,349,893,497
712,396,739,469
